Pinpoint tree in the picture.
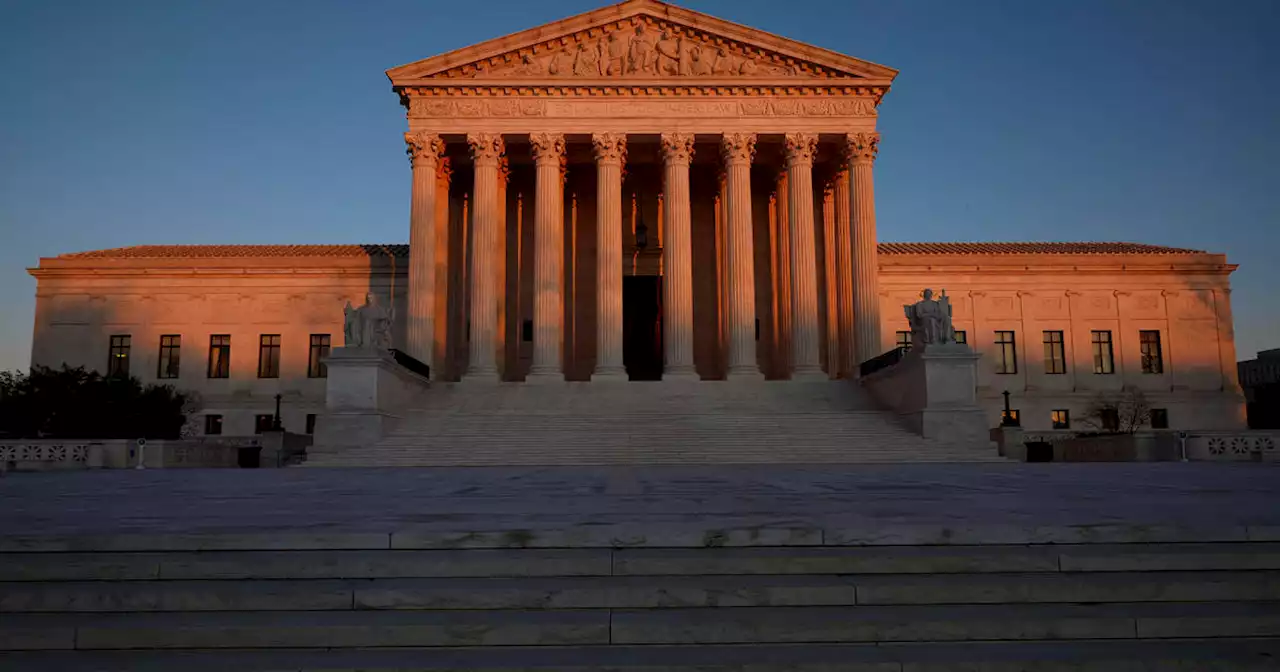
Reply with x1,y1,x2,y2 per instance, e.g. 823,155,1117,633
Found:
1080,387,1151,434
0,365,193,440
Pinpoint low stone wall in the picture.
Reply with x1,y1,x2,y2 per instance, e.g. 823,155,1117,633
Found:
0,437,276,471
996,428,1280,462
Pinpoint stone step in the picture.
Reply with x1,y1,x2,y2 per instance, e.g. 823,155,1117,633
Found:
5,637,1279,672
4,601,1280,650
7,543,1279,581
3,638,1279,671
4,571,1279,613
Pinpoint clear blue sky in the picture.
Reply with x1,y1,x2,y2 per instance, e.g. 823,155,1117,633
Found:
2,0,1277,370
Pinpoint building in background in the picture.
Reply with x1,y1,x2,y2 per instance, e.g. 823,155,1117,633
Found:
1240,349,1280,429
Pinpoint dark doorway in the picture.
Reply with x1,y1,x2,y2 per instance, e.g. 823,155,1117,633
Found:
623,276,663,381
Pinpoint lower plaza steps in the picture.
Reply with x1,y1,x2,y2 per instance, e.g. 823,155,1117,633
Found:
309,380,1001,466
2,525,1279,670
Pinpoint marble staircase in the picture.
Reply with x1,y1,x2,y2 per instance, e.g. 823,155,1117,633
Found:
309,380,1001,466
2,525,1279,670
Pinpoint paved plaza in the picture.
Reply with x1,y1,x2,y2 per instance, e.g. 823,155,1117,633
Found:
2,464,1278,541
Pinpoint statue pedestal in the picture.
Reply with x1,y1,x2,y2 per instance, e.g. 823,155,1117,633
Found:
862,343,992,447
311,347,430,457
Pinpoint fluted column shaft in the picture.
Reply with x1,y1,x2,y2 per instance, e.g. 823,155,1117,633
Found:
774,172,791,376
404,132,443,367
721,133,763,379
833,167,854,378
848,132,882,367
784,133,823,379
465,133,504,381
660,133,698,380
528,133,566,380
592,133,627,380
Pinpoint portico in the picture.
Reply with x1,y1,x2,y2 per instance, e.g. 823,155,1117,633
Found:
392,0,893,382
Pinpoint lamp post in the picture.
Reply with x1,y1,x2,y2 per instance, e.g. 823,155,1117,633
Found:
1000,390,1017,427
272,393,283,431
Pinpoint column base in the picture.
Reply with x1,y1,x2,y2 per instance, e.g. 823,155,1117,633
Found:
727,367,766,382
662,368,701,383
525,369,566,384
459,369,501,385
790,367,828,382
591,367,629,383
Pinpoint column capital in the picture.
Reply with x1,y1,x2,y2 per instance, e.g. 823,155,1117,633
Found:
529,133,566,165
498,155,511,187
660,132,696,166
466,133,505,167
720,132,757,166
592,132,627,166
437,156,453,183
783,132,819,167
845,131,881,165
405,131,444,169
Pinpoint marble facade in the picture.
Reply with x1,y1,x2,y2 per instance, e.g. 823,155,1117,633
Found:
23,0,1247,437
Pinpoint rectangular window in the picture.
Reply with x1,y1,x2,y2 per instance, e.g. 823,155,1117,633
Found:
1001,408,1020,426
1140,330,1163,374
308,334,331,379
1043,331,1066,374
1150,408,1169,429
157,335,181,379
254,414,275,434
305,413,317,435
995,331,1017,374
896,330,913,351
204,414,223,436
1091,330,1115,374
1051,409,1071,430
1100,407,1120,432
208,335,231,379
258,334,281,379
107,335,131,377
954,330,967,345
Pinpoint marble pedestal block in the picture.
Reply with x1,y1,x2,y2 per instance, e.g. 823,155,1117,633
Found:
312,348,430,454
863,344,992,447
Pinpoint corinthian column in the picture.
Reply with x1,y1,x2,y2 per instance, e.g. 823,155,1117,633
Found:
659,132,698,381
847,132,882,367
784,133,823,380
464,133,504,382
721,132,764,380
592,133,627,381
833,165,854,378
404,131,443,368
527,133,566,381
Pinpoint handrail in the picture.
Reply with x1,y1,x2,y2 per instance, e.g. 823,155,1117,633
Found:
858,346,907,378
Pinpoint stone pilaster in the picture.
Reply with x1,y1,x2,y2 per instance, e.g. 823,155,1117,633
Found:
463,133,504,382
784,133,823,380
721,132,763,380
528,133,566,381
434,157,454,380
847,131,882,368
834,165,854,378
659,132,698,381
404,132,443,369
592,132,627,381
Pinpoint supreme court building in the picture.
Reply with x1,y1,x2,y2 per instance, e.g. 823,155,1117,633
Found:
27,0,1247,443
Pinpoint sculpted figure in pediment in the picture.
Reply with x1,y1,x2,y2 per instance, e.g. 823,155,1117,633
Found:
627,24,656,74
655,30,681,75
573,41,599,76
549,48,574,76
601,32,626,76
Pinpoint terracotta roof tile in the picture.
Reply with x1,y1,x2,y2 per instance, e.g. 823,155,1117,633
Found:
57,241,1204,260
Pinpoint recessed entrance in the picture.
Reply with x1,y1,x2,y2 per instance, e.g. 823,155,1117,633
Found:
623,275,663,381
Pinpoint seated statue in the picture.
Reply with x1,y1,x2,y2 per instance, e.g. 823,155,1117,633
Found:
343,292,393,349
904,288,955,349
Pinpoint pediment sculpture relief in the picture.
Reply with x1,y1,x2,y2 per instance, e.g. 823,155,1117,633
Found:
437,17,838,80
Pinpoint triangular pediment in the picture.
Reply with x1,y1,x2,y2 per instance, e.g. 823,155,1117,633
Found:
387,0,897,85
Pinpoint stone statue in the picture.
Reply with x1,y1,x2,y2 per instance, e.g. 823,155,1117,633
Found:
343,293,394,349
904,288,955,349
